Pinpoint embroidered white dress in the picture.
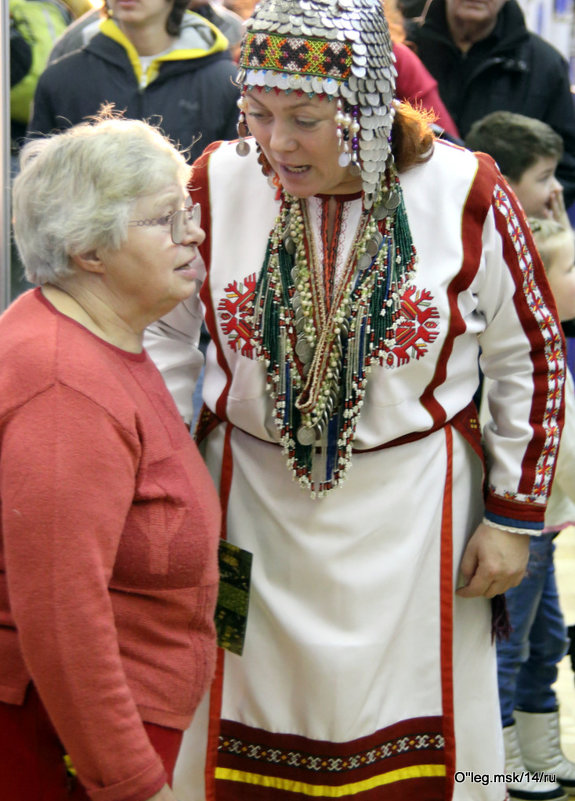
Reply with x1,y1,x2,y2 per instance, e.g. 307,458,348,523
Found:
145,138,564,801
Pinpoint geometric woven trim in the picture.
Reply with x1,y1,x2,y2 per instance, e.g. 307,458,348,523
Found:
493,182,564,505
215,717,446,798
240,31,352,81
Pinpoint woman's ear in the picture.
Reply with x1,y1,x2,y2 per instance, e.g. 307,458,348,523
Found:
71,251,105,274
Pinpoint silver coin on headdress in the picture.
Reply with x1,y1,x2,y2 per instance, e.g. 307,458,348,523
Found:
237,0,397,209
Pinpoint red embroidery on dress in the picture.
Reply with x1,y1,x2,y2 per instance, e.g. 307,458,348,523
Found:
218,273,257,358
491,184,564,504
383,286,440,367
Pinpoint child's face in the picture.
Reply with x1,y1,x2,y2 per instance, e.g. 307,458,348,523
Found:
509,156,562,219
547,232,575,321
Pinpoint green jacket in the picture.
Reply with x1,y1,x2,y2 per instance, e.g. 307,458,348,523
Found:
10,0,70,125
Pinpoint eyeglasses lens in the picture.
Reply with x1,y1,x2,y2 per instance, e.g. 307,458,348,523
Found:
171,203,201,244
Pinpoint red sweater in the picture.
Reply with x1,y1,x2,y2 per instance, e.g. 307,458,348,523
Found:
0,290,221,801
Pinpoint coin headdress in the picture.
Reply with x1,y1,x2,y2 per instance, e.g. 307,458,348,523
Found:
236,0,397,209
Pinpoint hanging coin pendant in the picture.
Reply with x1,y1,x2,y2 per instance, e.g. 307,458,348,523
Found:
384,190,401,210
236,140,250,157
295,338,313,363
297,425,317,446
338,151,351,168
359,253,372,270
366,238,379,257
349,162,362,177
284,237,296,255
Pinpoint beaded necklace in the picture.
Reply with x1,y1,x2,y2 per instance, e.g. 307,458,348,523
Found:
251,165,417,496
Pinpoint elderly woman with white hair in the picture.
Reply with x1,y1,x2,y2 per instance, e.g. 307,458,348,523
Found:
0,114,221,801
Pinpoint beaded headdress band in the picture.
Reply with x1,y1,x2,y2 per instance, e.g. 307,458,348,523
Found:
236,0,397,209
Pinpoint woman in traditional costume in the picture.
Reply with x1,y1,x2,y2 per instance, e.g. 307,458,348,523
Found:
145,1,566,798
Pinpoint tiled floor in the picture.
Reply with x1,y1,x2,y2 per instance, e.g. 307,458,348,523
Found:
554,525,575,760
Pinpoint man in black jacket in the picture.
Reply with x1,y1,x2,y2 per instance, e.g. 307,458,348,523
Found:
407,0,575,207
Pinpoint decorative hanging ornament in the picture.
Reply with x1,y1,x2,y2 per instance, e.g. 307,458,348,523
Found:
236,96,251,156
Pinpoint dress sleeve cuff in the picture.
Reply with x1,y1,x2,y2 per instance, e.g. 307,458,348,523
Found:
482,514,543,535
484,488,546,530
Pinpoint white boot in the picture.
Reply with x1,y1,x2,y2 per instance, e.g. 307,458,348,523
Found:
516,710,575,796
503,724,567,800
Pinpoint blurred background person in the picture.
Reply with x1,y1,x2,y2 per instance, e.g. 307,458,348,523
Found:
47,0,244,64
9,0,82,299
468,112,575,801
0,114,221,801
465,111,567,224
465,111,575,341
385,0,461,141
497,216,575,801
27,0,240,163
10,0,72,150
406,0,575,209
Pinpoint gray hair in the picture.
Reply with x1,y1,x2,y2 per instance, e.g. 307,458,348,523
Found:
12,113,190,285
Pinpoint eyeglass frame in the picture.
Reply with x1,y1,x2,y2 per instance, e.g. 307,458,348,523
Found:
128,198,201,245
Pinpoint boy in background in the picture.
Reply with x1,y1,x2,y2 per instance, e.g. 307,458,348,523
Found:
466,110,567,225
468,112,575,801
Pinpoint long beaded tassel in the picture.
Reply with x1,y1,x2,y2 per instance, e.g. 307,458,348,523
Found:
252,207,314,482
251,172,417,497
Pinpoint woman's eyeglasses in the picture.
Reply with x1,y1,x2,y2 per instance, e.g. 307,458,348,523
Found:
129,199,201,245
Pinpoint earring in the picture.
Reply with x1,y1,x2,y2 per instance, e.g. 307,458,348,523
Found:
335,99,352,167
236,96,250,157
349,106,361,176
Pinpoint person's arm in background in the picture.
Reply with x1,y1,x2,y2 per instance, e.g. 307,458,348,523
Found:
145,275,206,426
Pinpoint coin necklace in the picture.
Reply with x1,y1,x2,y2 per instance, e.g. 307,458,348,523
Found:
251,164,417,496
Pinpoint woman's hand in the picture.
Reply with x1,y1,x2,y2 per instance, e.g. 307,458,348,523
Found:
456,522,530,599
147,784,179,801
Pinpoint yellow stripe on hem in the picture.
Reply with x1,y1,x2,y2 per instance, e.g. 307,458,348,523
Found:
215,763,446,797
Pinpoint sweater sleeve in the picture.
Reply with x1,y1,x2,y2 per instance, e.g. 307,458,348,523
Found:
1,383,167,801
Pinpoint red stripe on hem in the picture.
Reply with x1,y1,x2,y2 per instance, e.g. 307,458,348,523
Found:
440,427,456,800
205,423,235,801
216,717,446,800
